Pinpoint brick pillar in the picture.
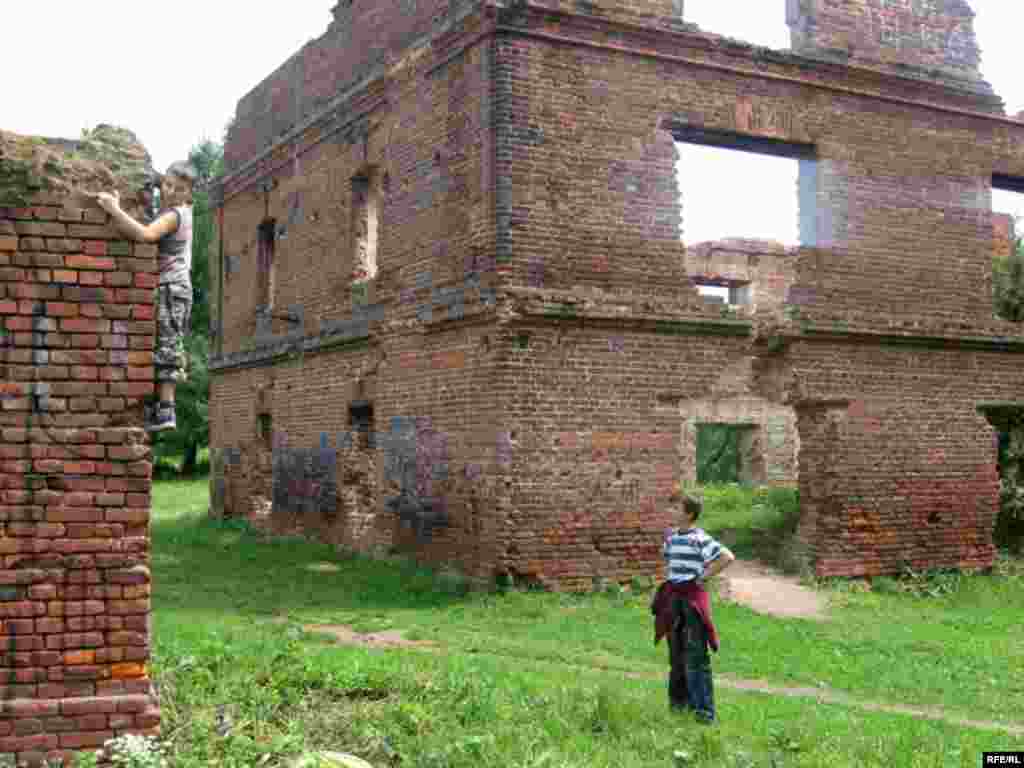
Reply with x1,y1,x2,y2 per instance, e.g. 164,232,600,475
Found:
793,400,849,573
0,198,160,766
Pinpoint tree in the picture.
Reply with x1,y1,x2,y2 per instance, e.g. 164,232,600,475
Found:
994,221,1024,322
188,140,223,340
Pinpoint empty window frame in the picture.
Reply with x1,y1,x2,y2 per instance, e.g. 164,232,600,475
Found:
258,413,273,449
684,0,790,50
351,170,380,283
349,400,375,450
257,219,277,309
991,175,1024,322
694,280,751,306
675,128,816,249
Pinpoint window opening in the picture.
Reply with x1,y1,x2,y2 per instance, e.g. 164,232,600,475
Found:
696,424,740,484
991,176,1024,323
257,218,276,310
676,136,811,248
349,400,375,450
694,280,751,307
675,129,815,307
258,413,272,449
352,170,380,283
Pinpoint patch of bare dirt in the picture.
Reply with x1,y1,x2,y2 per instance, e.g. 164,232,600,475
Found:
301,623,438,650
718,559,828,621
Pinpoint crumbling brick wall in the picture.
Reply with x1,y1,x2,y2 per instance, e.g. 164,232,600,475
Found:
993,212,1016,261
787,0,991,97
225,0,484,173
211,4,504,582
0,188,160,763
685,238,798,314
212,0,1024,587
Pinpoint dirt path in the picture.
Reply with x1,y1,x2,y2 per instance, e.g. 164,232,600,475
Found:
717,559,829,621
713,676,1024,736
295,620,1023,736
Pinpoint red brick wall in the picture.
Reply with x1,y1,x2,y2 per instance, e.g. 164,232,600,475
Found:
780,341,1015,577
218,10,493,358
486,320,748,590
225,0,479,173
483,4,1024,579
787,0,987,91
212,8,503,579
0,198,159,766
212,1,1024,587
211,323,505,582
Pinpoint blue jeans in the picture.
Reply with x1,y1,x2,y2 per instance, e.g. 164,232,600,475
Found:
668,596,715,722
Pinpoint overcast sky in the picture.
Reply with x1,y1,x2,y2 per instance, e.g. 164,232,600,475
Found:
2,1,1021,234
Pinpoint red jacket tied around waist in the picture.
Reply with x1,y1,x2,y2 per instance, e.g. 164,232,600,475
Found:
650,580,720,652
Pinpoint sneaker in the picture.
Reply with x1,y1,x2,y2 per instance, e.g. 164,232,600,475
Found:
146,402,176,433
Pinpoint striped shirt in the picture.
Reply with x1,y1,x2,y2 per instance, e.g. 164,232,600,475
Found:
663,527,723,584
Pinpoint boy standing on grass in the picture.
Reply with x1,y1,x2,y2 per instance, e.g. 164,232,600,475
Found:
652,488,735,724
96,161,197,432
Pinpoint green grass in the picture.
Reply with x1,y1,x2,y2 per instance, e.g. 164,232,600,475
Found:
150,479,1024,767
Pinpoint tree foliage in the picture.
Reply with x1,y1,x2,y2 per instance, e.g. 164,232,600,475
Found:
994,225,1024,322
697,425,740,485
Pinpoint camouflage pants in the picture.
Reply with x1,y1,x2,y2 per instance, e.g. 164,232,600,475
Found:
155,282,192,384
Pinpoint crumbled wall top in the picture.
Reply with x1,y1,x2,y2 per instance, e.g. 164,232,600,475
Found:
0,124,157,211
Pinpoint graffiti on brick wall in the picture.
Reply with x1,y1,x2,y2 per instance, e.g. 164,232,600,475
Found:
221,244,501,362
382,416,451,540
213,417,474,540
272,444,339,517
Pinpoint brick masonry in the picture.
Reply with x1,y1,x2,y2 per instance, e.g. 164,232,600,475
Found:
0,196,159,765
210,0,1024,589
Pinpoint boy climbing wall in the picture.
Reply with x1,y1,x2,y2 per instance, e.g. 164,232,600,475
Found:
96,160,197,432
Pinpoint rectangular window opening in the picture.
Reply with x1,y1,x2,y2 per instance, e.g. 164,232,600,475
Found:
991,176,1024,323
676,130,816,306
257,218,276,310
694,280,751,307
352,170,380,283
349,400,375,450
258,413,273,449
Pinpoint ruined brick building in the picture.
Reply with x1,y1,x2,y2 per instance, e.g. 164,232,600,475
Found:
209,0,1024,589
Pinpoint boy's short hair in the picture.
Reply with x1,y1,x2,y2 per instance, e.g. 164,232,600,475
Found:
668,484,703,522
165,161,198,184
684,494,703,522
